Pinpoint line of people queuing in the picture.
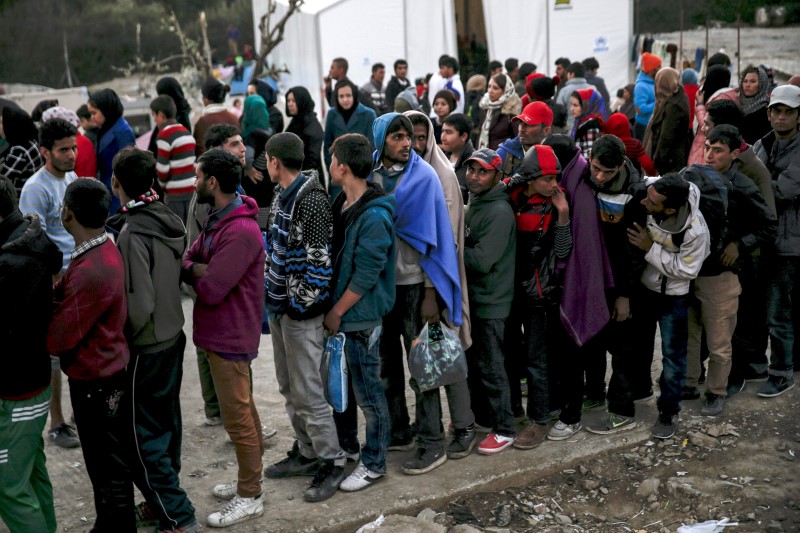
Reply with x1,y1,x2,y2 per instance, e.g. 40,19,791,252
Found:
1,51,799,532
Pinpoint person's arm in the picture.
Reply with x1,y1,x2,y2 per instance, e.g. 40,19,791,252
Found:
18,181,49,230
634,85,655,117
155,130,171,190
123,234,156,337
629,221,710,281
192,226,261,306
323,113,335,168
46,268,109,356
304,122,325,173
181,230,204,285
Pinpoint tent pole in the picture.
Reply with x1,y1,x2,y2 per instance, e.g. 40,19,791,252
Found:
403,0,409,65
545,0,550,76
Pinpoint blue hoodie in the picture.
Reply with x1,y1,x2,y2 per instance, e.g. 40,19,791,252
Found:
370,113,463,326
497,135,525,176
633,71,656,127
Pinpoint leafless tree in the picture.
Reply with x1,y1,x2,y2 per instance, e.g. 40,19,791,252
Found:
251,0,304,80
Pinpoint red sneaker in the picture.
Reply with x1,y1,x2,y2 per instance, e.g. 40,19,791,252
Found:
477,433,515,455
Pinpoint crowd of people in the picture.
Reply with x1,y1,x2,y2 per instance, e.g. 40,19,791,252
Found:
1,47,799,533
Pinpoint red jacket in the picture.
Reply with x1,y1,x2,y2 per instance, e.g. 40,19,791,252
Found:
183,195,265,355
75,132,97,179
602,112,658,176
47,239,129,380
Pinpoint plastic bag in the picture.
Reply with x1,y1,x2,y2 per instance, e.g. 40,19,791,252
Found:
677,518,737,533
321,333,348,413
408,322,467,392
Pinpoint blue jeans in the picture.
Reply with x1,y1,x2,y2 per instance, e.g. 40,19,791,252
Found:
633,288,689,417
334,327,391,473
766,256,799,378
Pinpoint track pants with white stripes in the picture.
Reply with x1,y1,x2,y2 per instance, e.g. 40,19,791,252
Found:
0,387,56,533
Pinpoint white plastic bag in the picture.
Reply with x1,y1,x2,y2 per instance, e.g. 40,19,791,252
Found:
677,518,737,533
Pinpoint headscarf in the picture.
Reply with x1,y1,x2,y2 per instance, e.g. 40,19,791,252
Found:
569,88,606,139
156,76,191,130
681,68,699,86
202,78,229,104
1,106,38,146
334,80,360,124
285,86,316,135
738,66,770,116
620,83,636,121
701,65,732,102
478,73,516,149
643,67,685,156
41,106,80,129
88,88,124,139
241,94,271,138
249,78,278,108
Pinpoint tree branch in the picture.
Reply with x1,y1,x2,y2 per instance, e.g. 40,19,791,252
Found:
252,0,304,80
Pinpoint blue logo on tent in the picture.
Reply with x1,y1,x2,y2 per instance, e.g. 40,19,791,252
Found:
593,36,609,53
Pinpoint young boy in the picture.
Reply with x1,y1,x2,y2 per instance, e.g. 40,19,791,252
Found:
324,133,396,491
461,148,518,454
106,147,198,532
501,145,572,447
46,178,135,531
152,94,196,224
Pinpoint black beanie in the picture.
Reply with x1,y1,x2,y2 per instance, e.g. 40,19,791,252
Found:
530,77,556,100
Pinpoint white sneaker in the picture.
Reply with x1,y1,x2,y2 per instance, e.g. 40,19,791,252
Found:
212,481,238,500
207,494,264,528
547,420,582,441
339,461,384,492
262,425,277,440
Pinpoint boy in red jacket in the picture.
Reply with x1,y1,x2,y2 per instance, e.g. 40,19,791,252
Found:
47,178,135,532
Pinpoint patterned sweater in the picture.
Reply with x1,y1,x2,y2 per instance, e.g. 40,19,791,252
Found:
266,170,333,320
156,123,196,199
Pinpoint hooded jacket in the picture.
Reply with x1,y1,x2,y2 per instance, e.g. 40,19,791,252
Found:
386,75,411,112
644,84,691,174
0,211,62,399
251,78,284,134
556,77,597,129
603,112,657,176
497,135,525,178
688,88,739,165
402,111,471,346
633,71,656,127
753,130,800,257
640,179,711,295
330,184,396,331
286,86,325,178
107,201,186,352
370,113,463,327
183,195,265,354
324,98,377,169
464,183,516,318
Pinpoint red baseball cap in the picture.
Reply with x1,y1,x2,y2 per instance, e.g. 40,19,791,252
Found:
513,101,554,127
466,148,503,171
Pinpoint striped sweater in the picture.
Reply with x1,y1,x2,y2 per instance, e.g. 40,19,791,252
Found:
156,123,196,199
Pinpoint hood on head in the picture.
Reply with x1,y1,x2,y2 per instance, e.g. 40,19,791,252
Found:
89,88,124,135
252,78,278,107
334,80,359,113
372,112,412,158
156,76,191,114
403,110,436,162
1,105,37,145
287,86,315,117
394,86,421,113
511,144,562,184
603,112,632,139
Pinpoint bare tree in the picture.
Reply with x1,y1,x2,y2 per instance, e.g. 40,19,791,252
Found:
251,0,304,80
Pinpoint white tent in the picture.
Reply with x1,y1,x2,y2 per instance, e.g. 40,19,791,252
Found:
483,0,634,98
252,0,458,115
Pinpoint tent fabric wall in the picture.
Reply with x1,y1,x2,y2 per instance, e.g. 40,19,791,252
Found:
253,0,458,116
483,0,633,98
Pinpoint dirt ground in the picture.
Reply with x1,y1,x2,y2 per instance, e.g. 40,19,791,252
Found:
432,397,800,533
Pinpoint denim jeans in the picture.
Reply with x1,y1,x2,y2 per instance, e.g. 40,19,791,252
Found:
632,288,690,417
518,305,560,424
766,256,799,377
466,315,515,437
270,314,345,464
334,327,391,473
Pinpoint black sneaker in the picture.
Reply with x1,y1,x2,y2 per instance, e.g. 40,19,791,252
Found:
387,436,416,452
651,413,678,440
303,460,346,502
743,368,768,383
401,448,447,475
701,393,725,416
682,385,701,400
585,412,636,435
264,441,320,479
49,423,81,449
446,425,476,459
726,380,746,398
757,375,796,398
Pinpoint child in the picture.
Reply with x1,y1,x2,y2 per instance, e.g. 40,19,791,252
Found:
603,112,658,176
569,88,606,159
47,178,135,531
151,94,196,224
502,145,572,448
324,133,396,491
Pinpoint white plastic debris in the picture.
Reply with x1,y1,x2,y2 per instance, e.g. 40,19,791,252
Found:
677,517,738,532
356,514,385,533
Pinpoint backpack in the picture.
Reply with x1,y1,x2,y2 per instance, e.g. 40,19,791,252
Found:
674,164,729,253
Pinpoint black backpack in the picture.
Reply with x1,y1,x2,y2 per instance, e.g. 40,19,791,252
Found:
674,164,729,253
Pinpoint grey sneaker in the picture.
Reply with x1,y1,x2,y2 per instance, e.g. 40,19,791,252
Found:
49,423,81,448
339,461,384,492
586,412,637,435
701,394,725,416
204,416,223,427
757,376,796,398
401,448,447,475
651,413,678,439
547,420,582,441
206,494,264,527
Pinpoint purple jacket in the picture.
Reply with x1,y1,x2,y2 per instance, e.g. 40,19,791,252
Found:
183,195,265,354
559,147,614,346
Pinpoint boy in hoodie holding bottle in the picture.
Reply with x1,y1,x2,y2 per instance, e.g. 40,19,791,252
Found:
324,133,396,492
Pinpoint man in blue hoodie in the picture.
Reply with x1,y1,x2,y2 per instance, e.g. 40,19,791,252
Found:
371,113,464,475
633,53,661,141
324,133,396,492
